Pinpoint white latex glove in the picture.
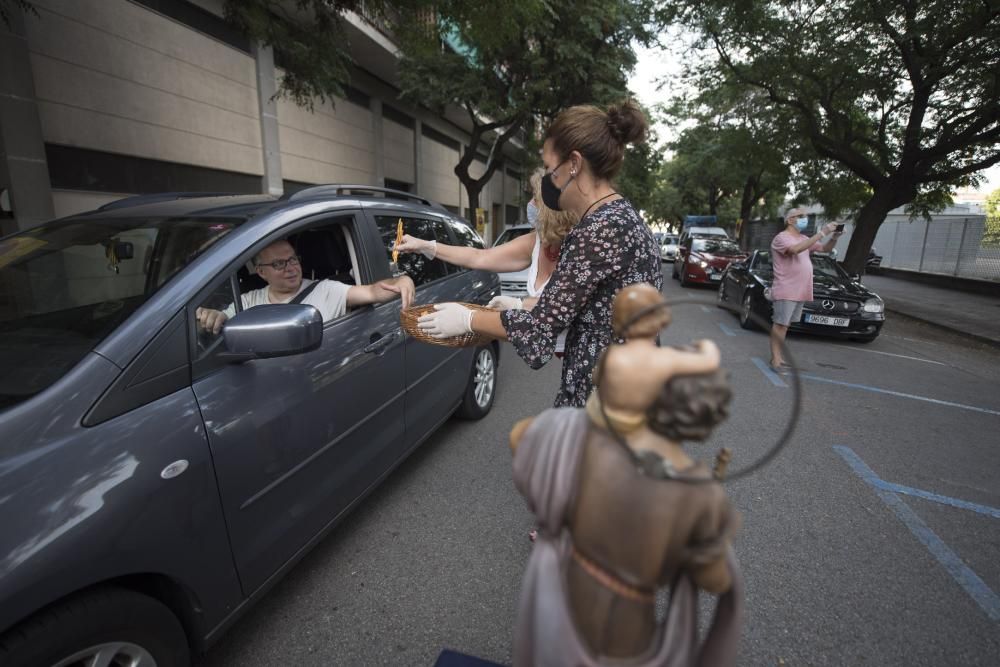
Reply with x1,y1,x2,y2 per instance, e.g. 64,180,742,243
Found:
417,302,474,338
487,295,523,310
395,234,437,259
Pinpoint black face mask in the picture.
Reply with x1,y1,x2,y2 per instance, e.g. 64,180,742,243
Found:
541,159,574,211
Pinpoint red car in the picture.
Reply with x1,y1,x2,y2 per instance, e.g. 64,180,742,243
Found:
673,237,747,286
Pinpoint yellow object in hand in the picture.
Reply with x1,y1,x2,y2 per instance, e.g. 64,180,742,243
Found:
392,218,403,263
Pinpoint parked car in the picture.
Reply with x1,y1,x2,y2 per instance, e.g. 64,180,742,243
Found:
673,236,748,286
866,247,883,273
678,225,728,249
0,186,501,666
492,223,535,297
660,234,679,262
717,249,885,342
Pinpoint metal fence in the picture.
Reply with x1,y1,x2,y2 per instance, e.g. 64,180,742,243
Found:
832,213,1000,282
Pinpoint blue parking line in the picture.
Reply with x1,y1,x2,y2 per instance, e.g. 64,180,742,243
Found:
834,446,1000,622
802,374,1000,417
751,357,788,387
876,480,1000,520
700,305,713,313
717,322,739,337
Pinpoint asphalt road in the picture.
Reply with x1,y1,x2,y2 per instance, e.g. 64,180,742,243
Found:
199,268,1000,666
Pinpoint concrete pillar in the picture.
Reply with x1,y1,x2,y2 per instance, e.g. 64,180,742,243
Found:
413,118,422,196
0,8,54,233
369,97,384,186
253,43,283,197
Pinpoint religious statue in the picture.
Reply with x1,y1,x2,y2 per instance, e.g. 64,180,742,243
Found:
508,283,743,666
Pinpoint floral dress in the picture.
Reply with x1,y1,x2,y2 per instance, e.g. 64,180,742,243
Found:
501,198,662,407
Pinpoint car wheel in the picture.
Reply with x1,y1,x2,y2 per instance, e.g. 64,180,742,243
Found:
739,291,757,330
0,587,189,667
456,344,497,420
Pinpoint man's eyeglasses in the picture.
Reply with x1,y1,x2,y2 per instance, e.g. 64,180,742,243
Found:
256,255,301,271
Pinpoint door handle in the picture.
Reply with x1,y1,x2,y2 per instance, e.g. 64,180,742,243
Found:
364,332,397,354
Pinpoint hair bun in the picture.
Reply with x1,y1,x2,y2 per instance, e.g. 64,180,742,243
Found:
606,99,648,146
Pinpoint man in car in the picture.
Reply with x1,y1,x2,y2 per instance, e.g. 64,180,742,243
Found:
768,209,842,371
196,239,415,334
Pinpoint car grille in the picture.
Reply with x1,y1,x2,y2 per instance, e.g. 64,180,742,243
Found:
805,298,860,313
500,280,528,296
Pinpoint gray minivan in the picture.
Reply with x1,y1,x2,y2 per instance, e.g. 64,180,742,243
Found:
0,187,501,666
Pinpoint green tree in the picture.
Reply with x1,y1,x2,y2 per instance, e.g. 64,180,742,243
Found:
395,0,650,215
616,120,664,214
986,188,1000,246
659,0,1000,273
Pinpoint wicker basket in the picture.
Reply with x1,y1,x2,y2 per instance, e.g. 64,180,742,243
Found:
400,302,495,348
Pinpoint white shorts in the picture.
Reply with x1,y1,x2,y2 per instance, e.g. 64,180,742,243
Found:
772,300,804,326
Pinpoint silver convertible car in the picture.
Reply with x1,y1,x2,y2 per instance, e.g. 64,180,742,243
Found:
0,186,501,666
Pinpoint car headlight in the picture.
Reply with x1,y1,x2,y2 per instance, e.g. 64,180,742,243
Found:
863,298,884,313
699,260,708,268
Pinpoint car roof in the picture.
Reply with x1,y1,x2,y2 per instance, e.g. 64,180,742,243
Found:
58,186,459,224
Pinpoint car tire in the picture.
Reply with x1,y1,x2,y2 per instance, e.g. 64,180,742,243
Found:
0,587,189,667
456,344,497,420
739,291,758,330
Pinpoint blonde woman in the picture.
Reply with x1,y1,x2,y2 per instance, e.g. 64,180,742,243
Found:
395,170,576,354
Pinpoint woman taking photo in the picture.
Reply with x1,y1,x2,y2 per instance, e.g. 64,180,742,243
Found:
418,99,662,407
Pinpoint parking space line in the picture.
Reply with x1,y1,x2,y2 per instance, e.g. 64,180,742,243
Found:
875,480,1000,520
839,348,945,366
751,357,788,387
700,306,714,313
802,374,1000,417
717,322,740,337
834,445,1000,622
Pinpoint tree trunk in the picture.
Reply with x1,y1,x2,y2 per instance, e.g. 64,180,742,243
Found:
843,185,908,274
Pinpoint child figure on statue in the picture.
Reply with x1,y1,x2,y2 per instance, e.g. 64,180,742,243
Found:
508,283,743,667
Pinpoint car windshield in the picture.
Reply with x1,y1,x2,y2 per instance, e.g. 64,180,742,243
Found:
811,254,850,279
752,251,849,279
692,238,741,254
663,236,678,245
0,215,246,410
493,227,533,246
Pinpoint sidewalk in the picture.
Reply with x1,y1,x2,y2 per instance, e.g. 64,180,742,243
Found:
862,274,1000,346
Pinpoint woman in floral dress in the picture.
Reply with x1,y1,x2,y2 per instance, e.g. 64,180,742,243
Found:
418,100,662,407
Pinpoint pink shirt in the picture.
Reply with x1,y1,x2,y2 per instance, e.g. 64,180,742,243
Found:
770,231,822,302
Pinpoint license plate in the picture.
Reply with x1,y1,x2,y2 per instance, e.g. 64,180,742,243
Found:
710,274,722,281
805,314,850,327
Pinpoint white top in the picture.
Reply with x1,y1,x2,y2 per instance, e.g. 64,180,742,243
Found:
226,279,351,322
527,233,566,353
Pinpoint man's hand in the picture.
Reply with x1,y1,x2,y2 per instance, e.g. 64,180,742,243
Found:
821,222,838,236
195,307,228,335
376,275,416,309
417,302,474,338
394,234,437,259
487,295,523,310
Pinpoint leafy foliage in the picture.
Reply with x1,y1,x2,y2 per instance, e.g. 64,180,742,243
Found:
658,0,1000,272
986,188,1000,247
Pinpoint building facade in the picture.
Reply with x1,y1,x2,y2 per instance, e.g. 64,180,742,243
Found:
0,0,527,242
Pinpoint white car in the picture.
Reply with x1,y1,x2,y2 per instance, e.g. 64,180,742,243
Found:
660,234,679,262
493,224,535,297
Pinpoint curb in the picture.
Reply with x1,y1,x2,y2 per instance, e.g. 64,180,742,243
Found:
884,305,1000,350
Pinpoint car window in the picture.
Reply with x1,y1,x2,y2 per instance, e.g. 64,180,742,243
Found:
375,215,449,286
0,215,245,410
193,218,360,359
692,239,741,254
447,217,485,250
493,227,532,246
811,254,849,279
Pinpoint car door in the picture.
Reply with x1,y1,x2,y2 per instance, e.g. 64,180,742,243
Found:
190,212,406,594
370,211,471,445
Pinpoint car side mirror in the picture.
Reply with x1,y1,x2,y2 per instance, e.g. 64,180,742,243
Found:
850,273,861,282
221,304,323,362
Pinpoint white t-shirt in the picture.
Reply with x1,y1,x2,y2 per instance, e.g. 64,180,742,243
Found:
527,233,567,354
226,279,351,322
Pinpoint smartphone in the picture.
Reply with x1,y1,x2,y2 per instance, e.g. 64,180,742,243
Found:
835,223,845,232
